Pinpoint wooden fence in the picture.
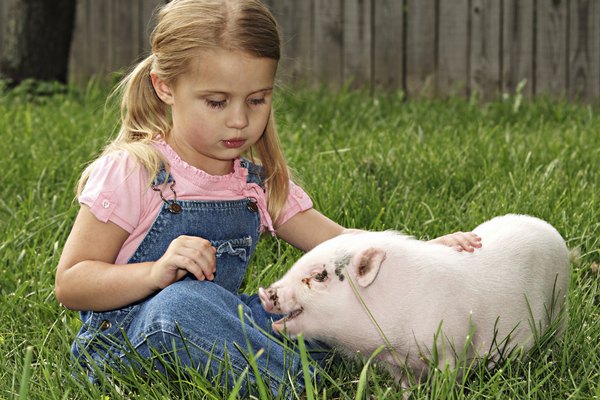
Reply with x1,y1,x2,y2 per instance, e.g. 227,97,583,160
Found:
2,0,599,102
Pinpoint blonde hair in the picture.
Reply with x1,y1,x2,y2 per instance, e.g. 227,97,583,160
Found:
78,0,291,224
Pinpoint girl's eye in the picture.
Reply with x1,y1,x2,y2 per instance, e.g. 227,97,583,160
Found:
248,97,266,106
313,270,328,282
206,99,227,109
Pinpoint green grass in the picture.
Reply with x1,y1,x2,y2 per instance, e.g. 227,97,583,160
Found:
1,80,599,399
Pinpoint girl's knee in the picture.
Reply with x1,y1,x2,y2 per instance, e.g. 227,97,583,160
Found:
129,279,251,348
144,279,240,320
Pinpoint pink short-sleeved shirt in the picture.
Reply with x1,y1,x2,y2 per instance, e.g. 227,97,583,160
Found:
79,140,313,264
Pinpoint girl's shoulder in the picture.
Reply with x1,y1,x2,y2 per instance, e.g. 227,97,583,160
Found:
86,149,150,189
79,148,155,233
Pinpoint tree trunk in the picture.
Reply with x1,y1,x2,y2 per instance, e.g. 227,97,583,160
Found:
0,0,76,85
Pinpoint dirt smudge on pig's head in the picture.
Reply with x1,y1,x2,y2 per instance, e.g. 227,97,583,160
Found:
268,289,279,307
302,277,311,289
334,251,352,281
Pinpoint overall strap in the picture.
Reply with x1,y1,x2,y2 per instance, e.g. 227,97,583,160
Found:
240,158,266,191
152,164,173,187
151,164,180,214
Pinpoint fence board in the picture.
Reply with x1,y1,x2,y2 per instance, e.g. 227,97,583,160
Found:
373,0,404,91
268,0,313,85
343,0,372,89
74,1,110,81
406,0,436,97
502,0,534,97
470,0,501,100
438,0,469,97
110,0,134,74
68,0,163,84
569,0,600,101
91,1,109,76
313,0,343,88
0,0,7,62
68,0,93,83
536,0,568,96
139,0,163,55
3,0,600,102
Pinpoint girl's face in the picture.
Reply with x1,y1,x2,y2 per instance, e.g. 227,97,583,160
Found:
152,49,277,176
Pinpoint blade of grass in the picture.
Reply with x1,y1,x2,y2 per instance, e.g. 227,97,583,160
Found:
237,305,269,399
355,346,385,400
18,346,33,400
297,334,315,400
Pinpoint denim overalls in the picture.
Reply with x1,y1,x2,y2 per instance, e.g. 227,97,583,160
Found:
72,159,314,397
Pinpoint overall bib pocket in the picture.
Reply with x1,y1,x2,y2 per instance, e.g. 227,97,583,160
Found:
209,235,253,293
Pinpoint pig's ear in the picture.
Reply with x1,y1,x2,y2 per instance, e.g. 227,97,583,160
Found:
354,248,386,287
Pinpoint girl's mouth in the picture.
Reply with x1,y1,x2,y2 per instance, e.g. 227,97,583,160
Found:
222,139,246,149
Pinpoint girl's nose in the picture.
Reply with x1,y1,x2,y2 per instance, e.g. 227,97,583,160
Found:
226,104,249,130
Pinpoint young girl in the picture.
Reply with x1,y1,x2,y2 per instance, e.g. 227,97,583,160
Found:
55,0,481,397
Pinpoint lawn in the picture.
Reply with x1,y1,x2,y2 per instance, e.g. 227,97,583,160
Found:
0,80,598,399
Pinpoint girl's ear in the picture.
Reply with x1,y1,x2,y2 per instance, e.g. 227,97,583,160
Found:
150,72,174,105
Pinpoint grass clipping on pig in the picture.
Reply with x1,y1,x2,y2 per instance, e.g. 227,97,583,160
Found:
259,214,570,388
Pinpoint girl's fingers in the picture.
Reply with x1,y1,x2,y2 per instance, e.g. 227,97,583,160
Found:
469,233,482,247
433,231,482,252
451,232,473,252
175,244,216,280
153,236,217,285
455,232,482,252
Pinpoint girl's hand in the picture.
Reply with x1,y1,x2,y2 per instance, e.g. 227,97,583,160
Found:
430,231,482,252
150,235,217,289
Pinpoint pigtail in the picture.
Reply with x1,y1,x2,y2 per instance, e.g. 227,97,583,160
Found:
253,112,290,226
77,55,169,195
116,54,170,142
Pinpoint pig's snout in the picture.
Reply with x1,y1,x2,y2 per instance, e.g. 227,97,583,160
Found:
258,287,279,313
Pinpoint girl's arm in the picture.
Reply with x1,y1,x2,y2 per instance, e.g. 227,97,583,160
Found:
55,205,216,311
276,209,481,253
275,208,345,252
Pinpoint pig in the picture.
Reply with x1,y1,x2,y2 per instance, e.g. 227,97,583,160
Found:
259,214,570,388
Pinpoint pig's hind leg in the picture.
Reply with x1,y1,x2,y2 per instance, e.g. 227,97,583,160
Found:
379,352,423,399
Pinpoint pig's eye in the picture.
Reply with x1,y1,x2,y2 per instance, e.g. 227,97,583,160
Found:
313,270,328,282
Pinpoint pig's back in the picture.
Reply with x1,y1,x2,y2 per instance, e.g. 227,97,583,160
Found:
470,214,569,282
381,214,569,358
472,214,566,249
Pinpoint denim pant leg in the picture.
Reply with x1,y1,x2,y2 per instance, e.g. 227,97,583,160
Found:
125,279,306,398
